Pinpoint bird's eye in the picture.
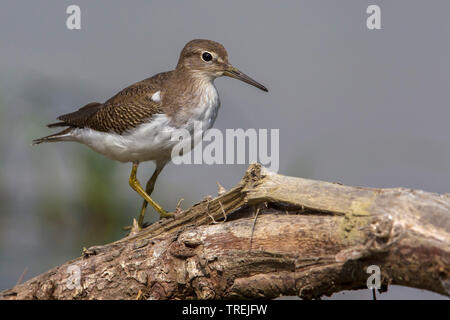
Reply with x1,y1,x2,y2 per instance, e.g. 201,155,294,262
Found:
202,52,213,62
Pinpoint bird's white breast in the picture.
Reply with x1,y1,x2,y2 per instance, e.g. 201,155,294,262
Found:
72,82,220,163
188,81,220,132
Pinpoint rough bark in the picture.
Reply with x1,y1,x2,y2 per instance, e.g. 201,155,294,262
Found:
1,163,449,300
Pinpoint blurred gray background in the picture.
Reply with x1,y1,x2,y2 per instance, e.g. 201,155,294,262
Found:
0,0,448,299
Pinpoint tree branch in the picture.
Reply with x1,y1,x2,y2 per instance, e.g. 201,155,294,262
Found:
1,163,449,299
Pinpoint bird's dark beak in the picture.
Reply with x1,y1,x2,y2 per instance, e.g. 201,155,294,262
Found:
223,65,268,92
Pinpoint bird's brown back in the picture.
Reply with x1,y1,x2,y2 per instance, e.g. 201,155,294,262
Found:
52,71,173,134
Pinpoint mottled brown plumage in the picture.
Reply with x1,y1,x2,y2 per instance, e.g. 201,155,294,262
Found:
33,39,268,231
37,39,266,137
50,72,170,134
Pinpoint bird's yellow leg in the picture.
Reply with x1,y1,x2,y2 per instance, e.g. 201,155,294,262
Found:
139,202,149,228
129,163,173,228
137,161,168,226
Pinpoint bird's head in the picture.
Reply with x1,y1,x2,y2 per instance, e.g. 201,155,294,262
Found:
176,39,268,92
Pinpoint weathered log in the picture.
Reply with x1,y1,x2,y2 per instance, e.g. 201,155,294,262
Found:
1,163,449,299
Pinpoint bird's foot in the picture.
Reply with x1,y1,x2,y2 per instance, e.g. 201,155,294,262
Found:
123,219,151,232
123,207,176,235
123,213,173,234
122,218,142,236
158,209,175,219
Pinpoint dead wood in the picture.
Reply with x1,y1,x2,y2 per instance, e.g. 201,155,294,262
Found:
1,163,449,300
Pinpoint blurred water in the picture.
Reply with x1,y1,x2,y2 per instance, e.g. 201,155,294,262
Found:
0,0,449,299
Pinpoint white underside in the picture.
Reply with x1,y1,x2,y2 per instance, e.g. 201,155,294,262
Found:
70,83,220,163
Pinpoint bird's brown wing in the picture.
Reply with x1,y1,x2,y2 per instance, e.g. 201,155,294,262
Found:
47,102,103,128
50,71,172,134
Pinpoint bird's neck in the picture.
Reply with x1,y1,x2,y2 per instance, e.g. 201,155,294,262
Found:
163,69,219,128
169,68,217,101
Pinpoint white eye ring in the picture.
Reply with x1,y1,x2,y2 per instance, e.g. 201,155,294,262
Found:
201,51,213,62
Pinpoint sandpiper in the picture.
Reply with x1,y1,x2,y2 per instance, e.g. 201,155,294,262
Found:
33,39,268,230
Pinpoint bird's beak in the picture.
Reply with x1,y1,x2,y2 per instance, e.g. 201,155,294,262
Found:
223,65,268,92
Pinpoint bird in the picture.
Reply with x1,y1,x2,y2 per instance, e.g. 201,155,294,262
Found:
32,39,268,232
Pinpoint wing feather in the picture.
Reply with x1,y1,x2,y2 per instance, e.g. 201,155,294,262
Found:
49,71,172,134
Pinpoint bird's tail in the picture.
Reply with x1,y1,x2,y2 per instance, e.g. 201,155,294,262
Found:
32,128,74,145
